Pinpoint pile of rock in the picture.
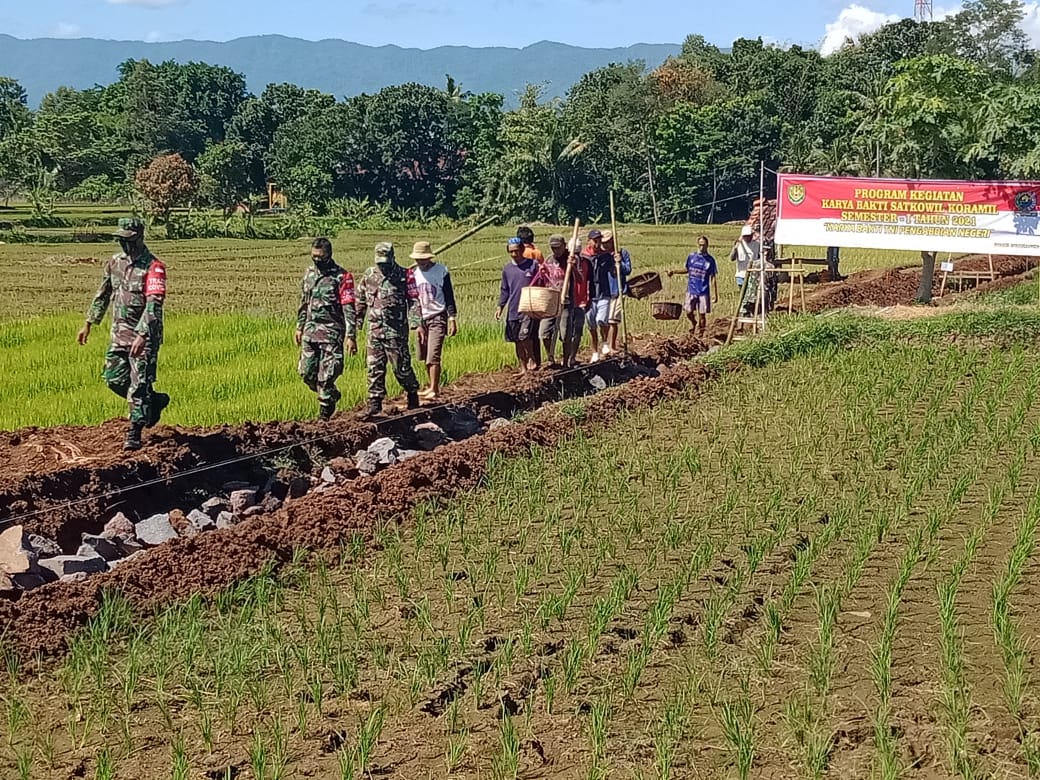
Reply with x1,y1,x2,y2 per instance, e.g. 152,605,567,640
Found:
745,198,777,242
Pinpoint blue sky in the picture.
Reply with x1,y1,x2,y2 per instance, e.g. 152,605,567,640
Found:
1,0,954,52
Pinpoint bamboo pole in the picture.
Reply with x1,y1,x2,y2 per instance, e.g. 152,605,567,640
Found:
432,215,498,256
609,191,629,353
550,218,582,364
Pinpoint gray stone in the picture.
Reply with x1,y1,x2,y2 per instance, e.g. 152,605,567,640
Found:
101,512,135,539
589,374,607,391
321,466,337,483
38,555,108,578
110,550,146,568
28,533,62,558
242,505,266,518
221,480,253,492
0,526,35,575
79,534,123,561
656,363,669,375
134,513,177,546
61,571,90,584
12,572,49,590
261,495,282,513
114,536,144,556
414,422,449,450
0,571,14,593
262,474,289,500
216,511,236,529
443,407,482,438
397,449,421,461
488,417,512,431
368,437,399,463
188,509,216,532
287,476,310,499
200,496,230,518
355,450,381,475
229,489,258,514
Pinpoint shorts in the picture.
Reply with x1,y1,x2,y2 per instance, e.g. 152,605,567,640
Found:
684,292,710,315
538,316,556,341
504,316,536,343
587,297,622,327
418,312,447,365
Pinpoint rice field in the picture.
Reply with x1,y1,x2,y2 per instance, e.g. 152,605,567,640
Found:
0,224,923,429
6,317,1040,779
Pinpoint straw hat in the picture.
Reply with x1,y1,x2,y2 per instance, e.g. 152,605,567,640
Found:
409,240,435,260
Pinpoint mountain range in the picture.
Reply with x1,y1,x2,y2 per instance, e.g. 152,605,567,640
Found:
0,34,682,106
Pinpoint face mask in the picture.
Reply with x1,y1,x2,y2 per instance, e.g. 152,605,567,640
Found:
119,237,142,256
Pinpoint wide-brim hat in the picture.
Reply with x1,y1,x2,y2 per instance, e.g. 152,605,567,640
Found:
741,225,754,236
409,240,435,260
600,230,614,243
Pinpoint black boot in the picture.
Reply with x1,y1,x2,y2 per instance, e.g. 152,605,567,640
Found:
406,391,421,410
359,398,382,420
123,423,144,451
146,392,170,428
318,404,335,421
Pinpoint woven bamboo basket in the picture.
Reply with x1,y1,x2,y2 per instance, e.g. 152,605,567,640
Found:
651,301,683,321
518,286,561,319
627,272,663,299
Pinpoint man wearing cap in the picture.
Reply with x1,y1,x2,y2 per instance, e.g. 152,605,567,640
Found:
534,234,570,365
409,240,458,400
496,237,539,373
584,229,631,359
295,237,357,420
555,236,591,368
729,225,759,288
356,241,422,418
77,217,169,451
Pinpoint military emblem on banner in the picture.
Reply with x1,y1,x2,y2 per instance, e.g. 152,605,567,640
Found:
1014,190,1037,213
787,183,806,206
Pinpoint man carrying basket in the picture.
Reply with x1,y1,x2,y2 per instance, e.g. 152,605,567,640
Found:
496,237,540,373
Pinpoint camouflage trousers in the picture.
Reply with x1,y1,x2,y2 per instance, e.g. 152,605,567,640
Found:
103,343,159,425
299,341,343,410
367,335,419,400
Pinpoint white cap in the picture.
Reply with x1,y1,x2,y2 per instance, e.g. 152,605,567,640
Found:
741,225,754,237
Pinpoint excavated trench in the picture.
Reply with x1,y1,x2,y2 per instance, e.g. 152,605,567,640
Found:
0,332,718,658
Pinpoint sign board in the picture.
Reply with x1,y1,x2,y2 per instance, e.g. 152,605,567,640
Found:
775,174,1040,256
940,261,955,273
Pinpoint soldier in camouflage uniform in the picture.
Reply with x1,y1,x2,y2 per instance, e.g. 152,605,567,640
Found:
295,237,357,420
355,242,421,419
77,217,169,451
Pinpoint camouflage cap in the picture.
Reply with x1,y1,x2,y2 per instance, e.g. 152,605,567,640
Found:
374,241,394,258
113,217,145,239
548,234,566,247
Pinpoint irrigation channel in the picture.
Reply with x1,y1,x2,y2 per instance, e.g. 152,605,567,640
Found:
0,327,728,660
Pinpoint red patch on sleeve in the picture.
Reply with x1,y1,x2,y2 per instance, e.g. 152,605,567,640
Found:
338,273,356,305
405,268,419,299
145,261,166,297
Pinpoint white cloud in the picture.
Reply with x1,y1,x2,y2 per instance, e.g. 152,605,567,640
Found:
820,4,901,55
106,0,180,7
1021,1,1040,46
54,21,81,37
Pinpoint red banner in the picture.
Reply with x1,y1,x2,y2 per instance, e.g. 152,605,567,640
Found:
775,174,1040,256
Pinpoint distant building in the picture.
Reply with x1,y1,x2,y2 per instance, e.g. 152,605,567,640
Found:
266,181,288,210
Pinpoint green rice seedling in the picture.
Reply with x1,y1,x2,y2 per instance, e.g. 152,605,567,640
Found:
445,730,468,773
715,681,756,780
171,734,190,780
337,747,357,780
249,724,268,779
562,641,585,694
784,694,833,780
492,711,520,780
15,746,31,780
356,705,387,774
587,697,612,780
94,746,115,780
543,671,557,715
808,584,840,697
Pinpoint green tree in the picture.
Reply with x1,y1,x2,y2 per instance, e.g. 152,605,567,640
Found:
933,0,1030,74
0,77,30,140
872,54,994,301
33,86,125,190
656,94,779,222
563,62,661,220
197,140,251,215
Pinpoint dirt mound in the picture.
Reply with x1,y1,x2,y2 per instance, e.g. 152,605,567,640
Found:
802,255,1035,312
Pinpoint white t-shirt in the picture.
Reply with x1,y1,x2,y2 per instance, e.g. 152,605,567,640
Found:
731,239,759,279
412,262,450,317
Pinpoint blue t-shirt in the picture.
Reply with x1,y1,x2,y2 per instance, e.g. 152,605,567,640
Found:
685,252,717,297
498,257,537,321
